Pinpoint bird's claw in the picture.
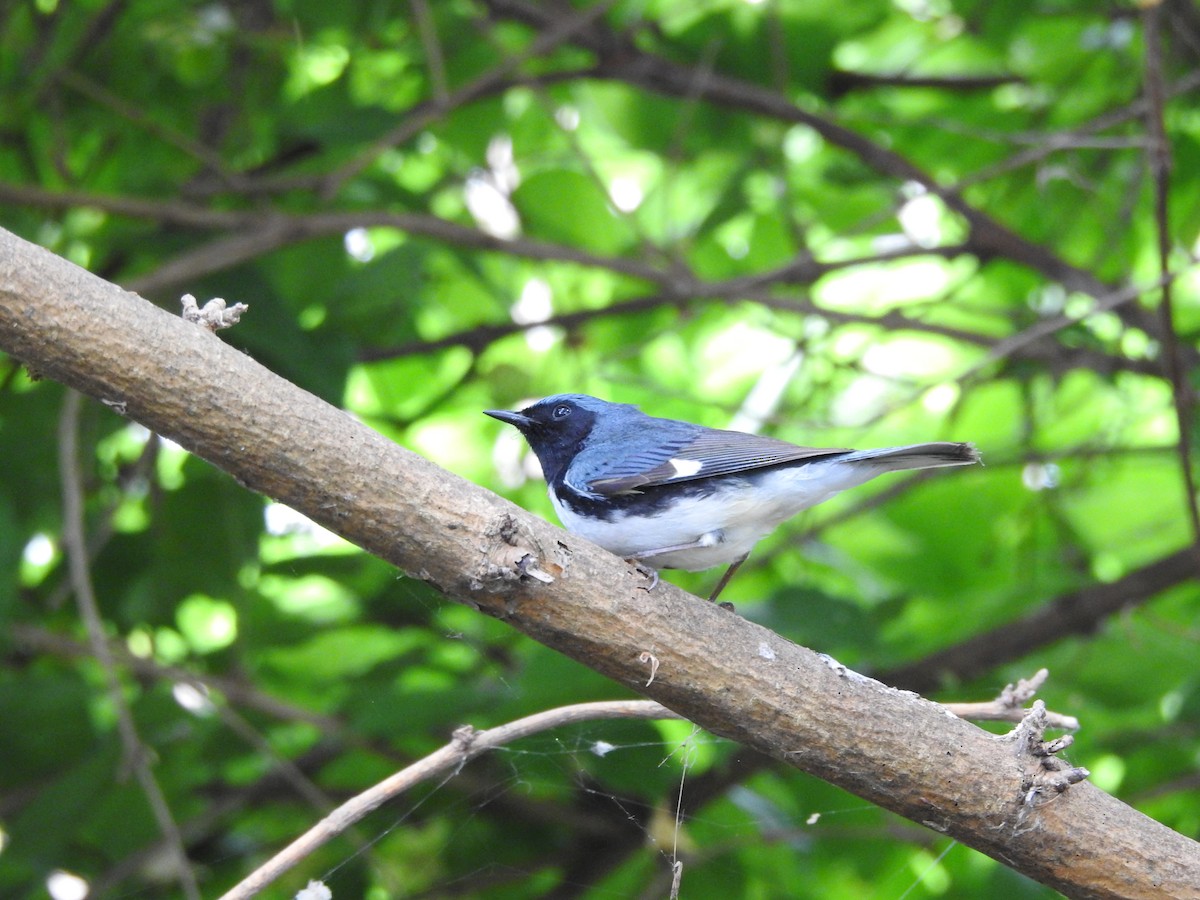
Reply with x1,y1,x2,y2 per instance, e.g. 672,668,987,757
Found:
630,560,660,592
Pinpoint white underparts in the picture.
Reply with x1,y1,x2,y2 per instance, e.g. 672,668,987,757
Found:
550,458,881,571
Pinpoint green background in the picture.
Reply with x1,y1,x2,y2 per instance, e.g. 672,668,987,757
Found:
1,1,1198,897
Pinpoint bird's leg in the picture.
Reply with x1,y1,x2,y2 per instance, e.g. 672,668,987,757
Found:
628,535,744,604
708,553,749,604
619,540,710,595
630,533,721,561
627,537,715,593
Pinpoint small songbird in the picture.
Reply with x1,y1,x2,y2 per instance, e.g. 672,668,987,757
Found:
485,394,980,601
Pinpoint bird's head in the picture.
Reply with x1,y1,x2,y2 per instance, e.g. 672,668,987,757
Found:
485,394,630,480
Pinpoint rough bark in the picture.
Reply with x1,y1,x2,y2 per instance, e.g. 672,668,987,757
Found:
2,227,1198,898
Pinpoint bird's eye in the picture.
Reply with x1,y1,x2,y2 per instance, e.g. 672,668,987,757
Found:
552,404,572,419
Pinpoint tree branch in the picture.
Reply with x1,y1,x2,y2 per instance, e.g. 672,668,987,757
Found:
481,0,1111,298
3,227,1199,898
57,391,201,900
1142,2,1200,543
480,0,1186,357
884,544,1200,694
0,182,1169,383
218,700,680,900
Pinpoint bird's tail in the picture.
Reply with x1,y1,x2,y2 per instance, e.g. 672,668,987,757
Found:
842,442,981,472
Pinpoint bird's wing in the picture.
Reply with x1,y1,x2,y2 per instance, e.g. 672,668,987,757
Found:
583,429,851,495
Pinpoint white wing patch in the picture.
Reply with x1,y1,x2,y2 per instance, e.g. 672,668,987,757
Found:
668,458,703,478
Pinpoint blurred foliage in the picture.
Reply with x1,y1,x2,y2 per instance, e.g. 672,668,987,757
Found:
2,0,1199,897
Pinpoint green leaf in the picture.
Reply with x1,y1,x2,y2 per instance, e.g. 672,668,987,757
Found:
511,169,636,254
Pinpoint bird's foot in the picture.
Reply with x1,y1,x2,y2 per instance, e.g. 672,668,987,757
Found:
630,560,660,592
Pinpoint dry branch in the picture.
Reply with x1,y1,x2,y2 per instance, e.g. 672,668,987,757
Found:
3,227,1199,898
218,700,679,900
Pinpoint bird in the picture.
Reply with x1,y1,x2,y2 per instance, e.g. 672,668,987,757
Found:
485,394,980,601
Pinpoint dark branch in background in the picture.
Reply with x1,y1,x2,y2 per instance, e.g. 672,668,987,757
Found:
480,0,1183,352
366,275,1172,385
409,0,450,105
320,0,620,198
361,281,990,361
961,270,1186,384
0,184,669,289
883,543,1200,693
1142,4,1200,545
57,391,201,900
7,177,1160,382
950,67,1200,189
828,70,1024,98
0,182,1171,384
56,69,235,184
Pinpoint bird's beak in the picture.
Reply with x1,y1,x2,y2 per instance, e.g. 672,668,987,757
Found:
484,409,535,429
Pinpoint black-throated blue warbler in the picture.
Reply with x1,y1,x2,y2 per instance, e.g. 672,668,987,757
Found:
485,394,980,600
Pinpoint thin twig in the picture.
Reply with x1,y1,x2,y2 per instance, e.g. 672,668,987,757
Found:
56,69,234,182
961,268,1187,382
409,0,449,105
217,699,681,900
954,67,1200,190
1142,3,1200,544
11,622,344,732
942,669,1079,731
58,391,201,900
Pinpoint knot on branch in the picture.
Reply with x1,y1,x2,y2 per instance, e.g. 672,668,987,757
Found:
472,513,564,596
180,293,248,330
1009,701,1090,810
451,724,479,751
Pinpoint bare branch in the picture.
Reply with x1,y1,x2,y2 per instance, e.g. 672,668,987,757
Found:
829,70,1025,97
217,700,679,899
943,670,1080,731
